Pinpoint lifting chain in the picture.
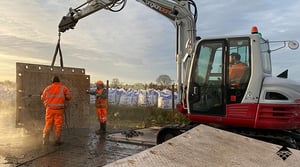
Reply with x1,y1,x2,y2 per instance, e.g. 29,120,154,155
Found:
51,32,64,68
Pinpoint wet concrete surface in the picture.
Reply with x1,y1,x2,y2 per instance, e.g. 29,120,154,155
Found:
0,106,152,167
1,128,151,167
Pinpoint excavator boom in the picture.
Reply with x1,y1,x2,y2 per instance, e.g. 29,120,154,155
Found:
58,0,198,104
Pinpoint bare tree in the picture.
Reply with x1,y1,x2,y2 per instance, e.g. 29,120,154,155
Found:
156,74,172,88
110,78,120,88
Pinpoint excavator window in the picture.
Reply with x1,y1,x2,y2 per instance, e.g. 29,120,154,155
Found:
227,38,251,103
265,92,288,100
189,40,225,116
260,38,272,74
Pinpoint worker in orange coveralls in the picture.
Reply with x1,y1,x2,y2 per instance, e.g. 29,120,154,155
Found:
229,52,247,84
87,80,108,134
41,76,72,145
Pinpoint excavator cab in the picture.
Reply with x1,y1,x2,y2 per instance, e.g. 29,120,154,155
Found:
186,30,300,132
188,37,252,117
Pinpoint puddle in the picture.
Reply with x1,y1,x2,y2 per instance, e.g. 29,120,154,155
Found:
10,129,151,167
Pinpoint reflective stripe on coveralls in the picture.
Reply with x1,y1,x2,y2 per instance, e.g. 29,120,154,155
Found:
43,84,66,109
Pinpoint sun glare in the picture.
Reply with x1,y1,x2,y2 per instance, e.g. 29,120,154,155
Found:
0,53,48,82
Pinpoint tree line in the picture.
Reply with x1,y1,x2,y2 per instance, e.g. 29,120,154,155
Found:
108,74,175,90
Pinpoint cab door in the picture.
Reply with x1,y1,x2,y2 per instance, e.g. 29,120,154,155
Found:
188,40,226,116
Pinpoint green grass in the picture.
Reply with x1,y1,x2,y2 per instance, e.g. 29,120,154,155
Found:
104,105,189,129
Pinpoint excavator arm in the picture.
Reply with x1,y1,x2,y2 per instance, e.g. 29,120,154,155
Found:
58,0,198,104
137,0,197,103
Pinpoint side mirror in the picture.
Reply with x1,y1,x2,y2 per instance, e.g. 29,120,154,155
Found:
269,40,299,52
288,40,299,50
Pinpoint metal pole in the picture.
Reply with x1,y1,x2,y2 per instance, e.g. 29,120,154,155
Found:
172,84,175,120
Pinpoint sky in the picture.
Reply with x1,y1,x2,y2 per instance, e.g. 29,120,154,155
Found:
0,0,300,84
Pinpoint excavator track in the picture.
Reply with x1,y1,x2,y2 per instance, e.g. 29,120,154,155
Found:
156,123,198,144
229,128,300,150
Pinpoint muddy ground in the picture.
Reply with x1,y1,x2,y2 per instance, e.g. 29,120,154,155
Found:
0,105,153,167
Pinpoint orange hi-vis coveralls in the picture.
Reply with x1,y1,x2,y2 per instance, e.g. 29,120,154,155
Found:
41,82,71,142
229,62,247,83
87,80,108,134
95,88,108,124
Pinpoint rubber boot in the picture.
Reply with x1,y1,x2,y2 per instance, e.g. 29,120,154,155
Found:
54,135,63,146
43,133,49,145
100,122,106,133
95,123,101,135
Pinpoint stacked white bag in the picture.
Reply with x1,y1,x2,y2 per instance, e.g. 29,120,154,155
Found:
89,87,176,109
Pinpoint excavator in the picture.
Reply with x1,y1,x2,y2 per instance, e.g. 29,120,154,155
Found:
58,0,300,149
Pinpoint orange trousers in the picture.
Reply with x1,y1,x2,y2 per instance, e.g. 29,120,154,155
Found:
43,108,64,138
96,107,107,123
